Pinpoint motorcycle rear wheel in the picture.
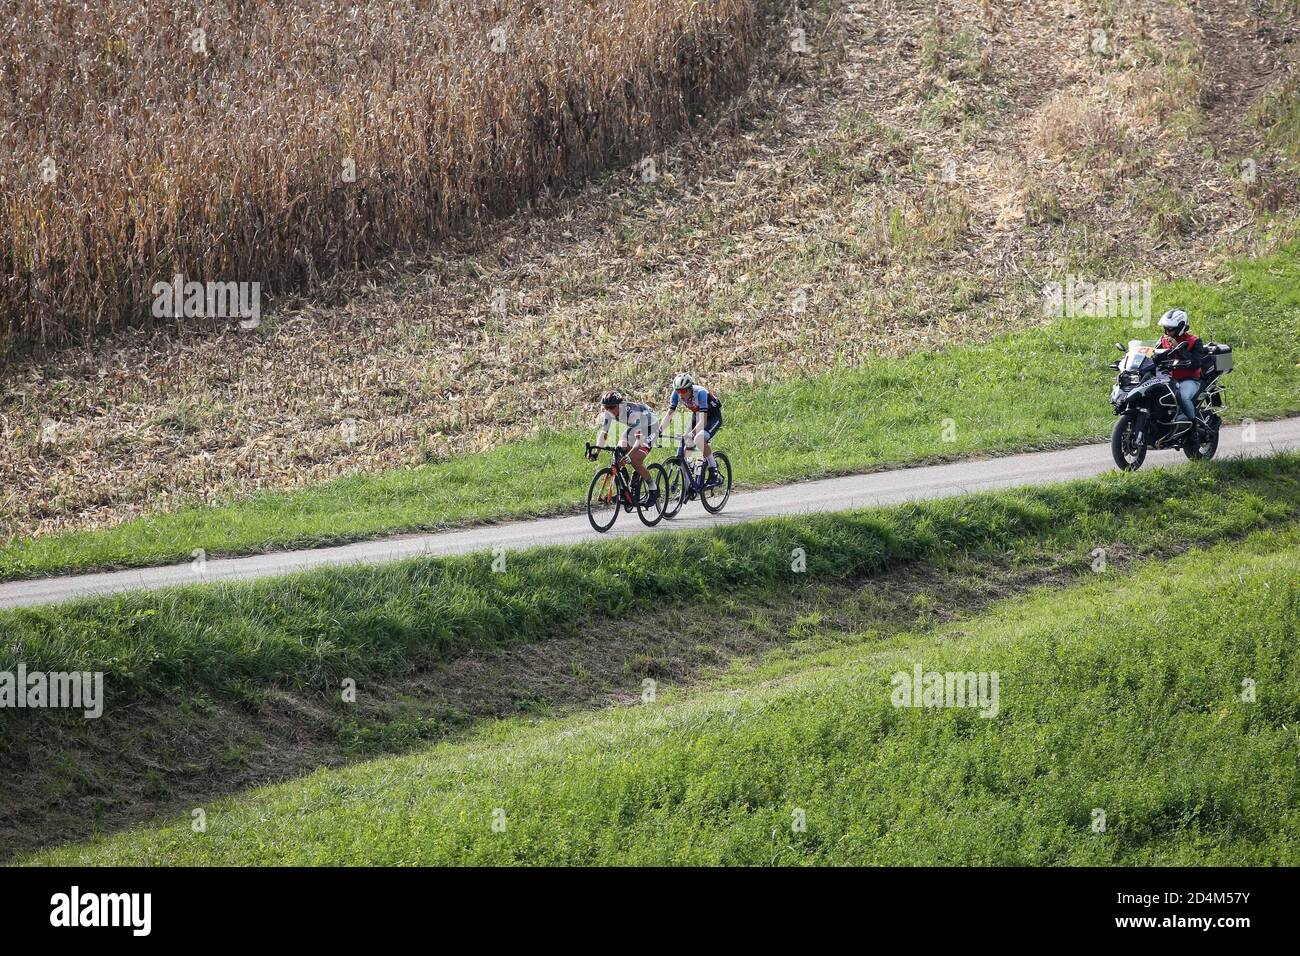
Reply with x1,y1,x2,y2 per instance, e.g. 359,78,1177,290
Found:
1111,413,1147,471
1183,421,1220,461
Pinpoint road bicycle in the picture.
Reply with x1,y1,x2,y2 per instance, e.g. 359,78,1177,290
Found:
660,434,732,519
584,442,668,532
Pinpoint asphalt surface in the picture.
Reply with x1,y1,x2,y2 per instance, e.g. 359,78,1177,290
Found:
2,415,1297,609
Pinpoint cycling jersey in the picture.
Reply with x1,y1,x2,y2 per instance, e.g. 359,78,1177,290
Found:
670,386,722,441
669,386,719,414
602,402,657,444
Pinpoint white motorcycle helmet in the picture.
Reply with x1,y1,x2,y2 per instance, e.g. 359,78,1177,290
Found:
1158,308,1189,339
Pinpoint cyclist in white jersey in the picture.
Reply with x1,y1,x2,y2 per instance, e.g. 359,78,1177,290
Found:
589,391,659,505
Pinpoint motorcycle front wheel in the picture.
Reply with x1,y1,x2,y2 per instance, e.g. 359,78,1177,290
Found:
1111,413,1147,471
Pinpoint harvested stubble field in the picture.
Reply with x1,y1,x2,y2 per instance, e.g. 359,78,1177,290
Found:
1,0,1298,544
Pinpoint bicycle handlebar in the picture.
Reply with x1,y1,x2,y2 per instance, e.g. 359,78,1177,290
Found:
587,430,701,459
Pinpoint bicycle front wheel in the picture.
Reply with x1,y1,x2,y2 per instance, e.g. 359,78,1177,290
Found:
636,463,669,527
587,467,620,532
661,457,688,519
700,452,732,514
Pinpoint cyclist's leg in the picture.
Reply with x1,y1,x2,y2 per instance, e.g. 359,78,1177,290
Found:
705,406,722,446
630,444,660,505
686,412,701,469
616,437,635,477
699,408,722,482
629,443,653,485
689,430,709,486
690,408,717,456
693,429,711,458
614,441,636,509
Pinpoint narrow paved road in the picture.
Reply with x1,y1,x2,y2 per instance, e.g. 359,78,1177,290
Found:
3,417,1298,609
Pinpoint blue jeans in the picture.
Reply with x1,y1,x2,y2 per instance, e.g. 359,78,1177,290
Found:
1174,379,1201,421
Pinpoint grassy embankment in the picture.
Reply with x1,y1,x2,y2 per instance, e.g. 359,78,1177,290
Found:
5,455,1299,861
22,497,1300,864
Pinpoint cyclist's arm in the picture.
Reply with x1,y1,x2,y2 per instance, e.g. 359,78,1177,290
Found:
684,410,700,440
662,395,682,442
666,392,682,431
594,412,612,447
681,395,702,437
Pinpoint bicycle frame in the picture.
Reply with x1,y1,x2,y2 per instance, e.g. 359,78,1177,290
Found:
587,444,637,507
673,435,707,494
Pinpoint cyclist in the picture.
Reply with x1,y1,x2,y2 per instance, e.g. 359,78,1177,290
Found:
668,372,723,487
589,391,659,505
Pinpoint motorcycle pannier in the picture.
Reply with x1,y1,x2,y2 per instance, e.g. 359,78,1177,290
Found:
1214,345,1233,373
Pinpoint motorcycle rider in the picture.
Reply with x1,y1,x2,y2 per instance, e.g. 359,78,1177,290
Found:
1156,308,1209,425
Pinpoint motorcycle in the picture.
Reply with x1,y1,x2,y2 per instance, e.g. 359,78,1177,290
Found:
1108,337,1233,471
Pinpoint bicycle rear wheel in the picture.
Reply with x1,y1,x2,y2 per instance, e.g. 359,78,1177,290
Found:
636,463,669,527
700,452,732,514
661,457,688,519
586,467,620,532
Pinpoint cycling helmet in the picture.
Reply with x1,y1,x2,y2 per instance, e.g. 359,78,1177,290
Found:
600,390,623,408
672,372,694,390
1158,309,1189,338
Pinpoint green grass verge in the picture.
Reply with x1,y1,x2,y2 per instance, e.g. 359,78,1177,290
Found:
3,242,1299,580
24,521,1300,865
3,454,1298,708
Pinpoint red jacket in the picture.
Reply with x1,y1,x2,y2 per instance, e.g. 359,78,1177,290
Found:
1158,332,1201,380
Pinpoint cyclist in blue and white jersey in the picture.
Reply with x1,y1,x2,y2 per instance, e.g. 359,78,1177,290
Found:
668,372,723,487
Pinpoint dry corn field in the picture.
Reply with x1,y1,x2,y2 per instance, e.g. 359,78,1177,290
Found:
1,0,1298,543
0,0,763,345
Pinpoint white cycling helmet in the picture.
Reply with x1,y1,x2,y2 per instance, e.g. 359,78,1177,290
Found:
672,372,694,390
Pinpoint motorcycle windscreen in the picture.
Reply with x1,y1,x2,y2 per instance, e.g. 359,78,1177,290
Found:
1121,341,1156,372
